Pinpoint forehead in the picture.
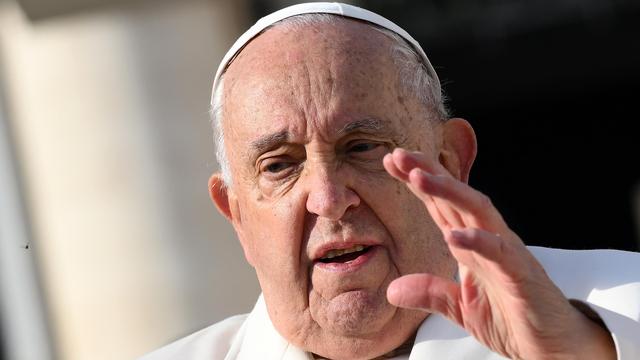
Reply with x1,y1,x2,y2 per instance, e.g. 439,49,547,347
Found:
221,18,425,155
225,18,398,102
225,17,393,81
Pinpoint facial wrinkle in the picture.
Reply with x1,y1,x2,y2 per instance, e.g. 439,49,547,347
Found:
294,61,315,143
326,65,335,112
307,58,343,145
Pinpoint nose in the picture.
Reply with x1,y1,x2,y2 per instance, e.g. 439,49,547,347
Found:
305,166,360,221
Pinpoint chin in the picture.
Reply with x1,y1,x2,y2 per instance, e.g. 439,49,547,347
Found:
320,289,394,336
307,305,428,360
266,283,429,359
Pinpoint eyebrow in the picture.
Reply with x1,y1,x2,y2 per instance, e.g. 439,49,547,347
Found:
249,117,397,157
338,117,388,135
250,130,290,157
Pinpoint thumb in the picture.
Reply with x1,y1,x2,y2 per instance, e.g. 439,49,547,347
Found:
387,273,462,325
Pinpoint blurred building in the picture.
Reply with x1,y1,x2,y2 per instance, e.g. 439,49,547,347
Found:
0,0,261,359
1,0,639,360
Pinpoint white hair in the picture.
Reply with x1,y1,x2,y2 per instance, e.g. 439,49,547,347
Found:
210,13,449,187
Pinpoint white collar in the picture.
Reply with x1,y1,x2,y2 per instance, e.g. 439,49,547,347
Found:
232,295,497,360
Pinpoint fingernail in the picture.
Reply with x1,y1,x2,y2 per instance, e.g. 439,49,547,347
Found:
450,229,463,238
415,169,435,180
421,169,434,178
450,229,472,248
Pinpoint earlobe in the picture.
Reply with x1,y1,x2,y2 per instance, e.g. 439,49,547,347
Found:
440,118,477,183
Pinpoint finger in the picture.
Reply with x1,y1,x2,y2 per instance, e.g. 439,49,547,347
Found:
391,148,447,177
383,153,409,182
408,168,505,231
384,153,454,229
422,193,453,230
433,197,466,229
445,228,527,281
407,169,468,229
387,273,463,326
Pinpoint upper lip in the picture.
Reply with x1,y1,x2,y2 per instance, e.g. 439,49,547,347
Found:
311,239,381,261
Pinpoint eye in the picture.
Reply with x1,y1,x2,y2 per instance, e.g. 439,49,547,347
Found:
348,142,380,153
259,157,299,180
344,140,390,164
265,161,291,173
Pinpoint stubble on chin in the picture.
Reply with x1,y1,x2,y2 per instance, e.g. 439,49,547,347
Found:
304,303,428,360
311,287,393,336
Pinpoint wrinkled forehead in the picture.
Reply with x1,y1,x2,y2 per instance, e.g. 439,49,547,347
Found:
220,21,407,153
210,2,442,108
223,18,395,94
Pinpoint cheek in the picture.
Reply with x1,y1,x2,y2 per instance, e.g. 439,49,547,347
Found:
240,194,306,277
358,174,453,276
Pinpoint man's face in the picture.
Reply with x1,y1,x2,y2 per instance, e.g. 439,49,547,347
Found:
218,19,457,359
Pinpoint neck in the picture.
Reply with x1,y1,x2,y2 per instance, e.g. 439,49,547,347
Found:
312,331,417,360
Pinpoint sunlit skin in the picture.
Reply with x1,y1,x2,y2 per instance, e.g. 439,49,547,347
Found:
209,18,615,360
210,20,458,359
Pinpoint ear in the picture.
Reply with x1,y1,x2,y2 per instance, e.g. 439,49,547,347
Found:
208,173,235,221
439,118,477,183
208,173,254,265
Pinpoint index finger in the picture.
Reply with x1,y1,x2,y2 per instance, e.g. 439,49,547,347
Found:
408,168,506,232
391,148,449,177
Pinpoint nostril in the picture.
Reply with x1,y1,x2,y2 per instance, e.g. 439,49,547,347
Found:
304,168,360,219
306,189,360,220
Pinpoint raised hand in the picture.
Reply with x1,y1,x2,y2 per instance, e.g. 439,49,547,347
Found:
383,147,615,360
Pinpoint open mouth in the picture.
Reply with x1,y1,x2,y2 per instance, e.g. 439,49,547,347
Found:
318,245,372,263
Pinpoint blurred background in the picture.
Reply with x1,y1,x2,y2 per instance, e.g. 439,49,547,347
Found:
0,0,638,359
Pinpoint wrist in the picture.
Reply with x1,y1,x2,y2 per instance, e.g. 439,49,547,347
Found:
566,300,616,360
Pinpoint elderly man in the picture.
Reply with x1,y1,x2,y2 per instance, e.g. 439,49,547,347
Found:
142,3,640,359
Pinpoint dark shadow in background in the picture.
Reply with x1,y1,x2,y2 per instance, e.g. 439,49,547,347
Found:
1,320,5,360
252,0,640,251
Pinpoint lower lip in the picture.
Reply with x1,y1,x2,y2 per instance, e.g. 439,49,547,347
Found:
314,246,380,272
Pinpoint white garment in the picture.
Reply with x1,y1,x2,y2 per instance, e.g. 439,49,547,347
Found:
140,247,640,359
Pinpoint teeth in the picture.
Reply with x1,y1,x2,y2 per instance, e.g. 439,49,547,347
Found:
321,245,365,260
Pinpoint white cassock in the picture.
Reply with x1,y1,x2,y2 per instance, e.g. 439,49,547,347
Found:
140,247,640,359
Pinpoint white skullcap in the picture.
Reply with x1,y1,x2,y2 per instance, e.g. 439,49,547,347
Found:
211,2,441,106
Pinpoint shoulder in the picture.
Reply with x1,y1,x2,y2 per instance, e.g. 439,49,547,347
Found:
138,314,249,360
528,246,640,318
528,246,640,285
